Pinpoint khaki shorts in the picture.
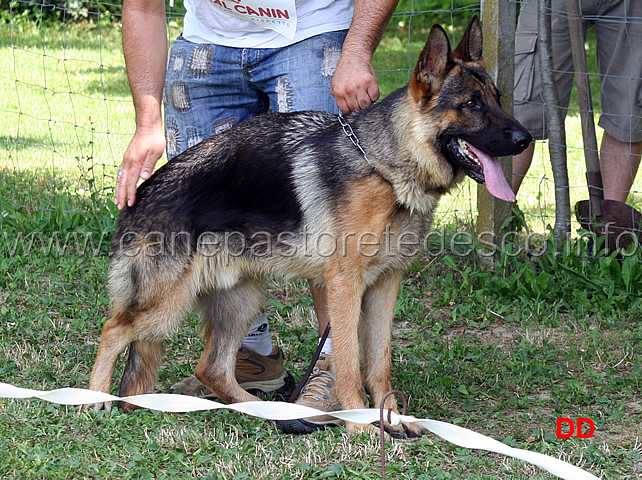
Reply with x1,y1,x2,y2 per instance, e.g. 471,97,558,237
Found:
513,0,642,143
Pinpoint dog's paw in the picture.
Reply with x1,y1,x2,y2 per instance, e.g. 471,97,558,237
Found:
84,401,112,413
345,420,423,439
384,421,424,439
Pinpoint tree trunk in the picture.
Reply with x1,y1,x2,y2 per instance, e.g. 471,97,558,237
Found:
538,0,571,248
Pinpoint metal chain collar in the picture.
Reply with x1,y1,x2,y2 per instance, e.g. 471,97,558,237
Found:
338,112,371,164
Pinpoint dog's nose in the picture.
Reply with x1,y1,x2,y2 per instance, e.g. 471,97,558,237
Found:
510,128,532,150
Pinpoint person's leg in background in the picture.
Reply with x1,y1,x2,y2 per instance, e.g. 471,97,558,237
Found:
599,133,641,203
594,0,642,203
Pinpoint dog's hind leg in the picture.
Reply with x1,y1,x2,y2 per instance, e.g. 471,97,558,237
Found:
116,281,195,408
91,303,190,410
361,271,423,438
194,278,266,404
89,307,137,409
89,259,195,411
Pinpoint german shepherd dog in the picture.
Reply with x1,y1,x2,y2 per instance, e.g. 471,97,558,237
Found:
89,16,530,437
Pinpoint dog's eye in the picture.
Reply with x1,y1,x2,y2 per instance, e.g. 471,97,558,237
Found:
464,98,478,109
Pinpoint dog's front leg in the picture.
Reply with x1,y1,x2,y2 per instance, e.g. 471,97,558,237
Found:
361,271,423,438
324,268,368,433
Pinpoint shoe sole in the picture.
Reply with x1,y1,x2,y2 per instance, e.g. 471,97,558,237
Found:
240,370,295,397
239,369,288,392
275,417,343,435
173,371,295,401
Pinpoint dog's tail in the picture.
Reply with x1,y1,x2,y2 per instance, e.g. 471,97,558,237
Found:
117,340,164,410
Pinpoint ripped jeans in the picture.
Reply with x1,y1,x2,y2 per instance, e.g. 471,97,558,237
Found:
163,31,347,159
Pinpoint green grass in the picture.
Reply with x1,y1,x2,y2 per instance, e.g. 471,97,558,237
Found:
1,13,641,480
1,237,640,479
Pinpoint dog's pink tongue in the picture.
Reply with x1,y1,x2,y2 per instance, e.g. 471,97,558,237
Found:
467,143,516,202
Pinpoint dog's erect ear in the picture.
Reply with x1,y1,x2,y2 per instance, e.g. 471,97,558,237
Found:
409,24,453,103
453,15,483,62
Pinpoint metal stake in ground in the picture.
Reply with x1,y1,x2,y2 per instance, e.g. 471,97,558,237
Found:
379,390,408,480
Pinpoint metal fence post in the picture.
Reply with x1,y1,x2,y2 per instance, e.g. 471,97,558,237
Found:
477,0,517,267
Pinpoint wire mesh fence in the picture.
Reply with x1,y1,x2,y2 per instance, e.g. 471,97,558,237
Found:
511,0,642,250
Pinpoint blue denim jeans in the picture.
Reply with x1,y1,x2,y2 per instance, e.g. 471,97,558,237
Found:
164,31,347,158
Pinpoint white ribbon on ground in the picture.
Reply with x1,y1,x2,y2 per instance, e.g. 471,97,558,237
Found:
0,382,600,480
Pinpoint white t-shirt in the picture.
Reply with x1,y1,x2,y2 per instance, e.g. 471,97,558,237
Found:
181,0,354,48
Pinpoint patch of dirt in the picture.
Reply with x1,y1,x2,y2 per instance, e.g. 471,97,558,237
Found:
442,324,521,349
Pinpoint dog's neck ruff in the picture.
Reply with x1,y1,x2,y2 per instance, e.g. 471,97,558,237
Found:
338,114,403,195
337,113,439,216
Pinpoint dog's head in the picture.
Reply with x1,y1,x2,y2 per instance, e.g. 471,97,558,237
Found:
409,15,531,202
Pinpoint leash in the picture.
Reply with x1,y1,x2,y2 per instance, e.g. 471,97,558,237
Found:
337,113,397,191
287,324,331,403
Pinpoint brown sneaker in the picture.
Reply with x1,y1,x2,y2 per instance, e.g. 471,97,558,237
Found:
236,346,294,396
276,354,344,434
169,346,294,398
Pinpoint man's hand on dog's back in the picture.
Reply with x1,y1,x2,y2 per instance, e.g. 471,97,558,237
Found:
116,127,166,210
